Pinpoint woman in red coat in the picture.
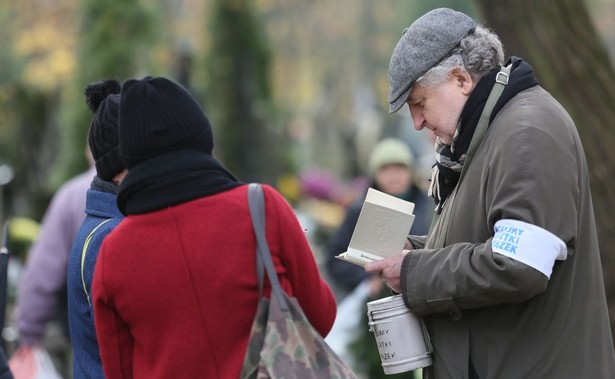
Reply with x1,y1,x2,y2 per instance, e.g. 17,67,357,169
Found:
92,77,337,379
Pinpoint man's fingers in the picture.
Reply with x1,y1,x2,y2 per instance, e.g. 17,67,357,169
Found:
364,260,385,273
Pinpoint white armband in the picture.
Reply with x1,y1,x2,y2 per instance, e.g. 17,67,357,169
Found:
492,219,567,278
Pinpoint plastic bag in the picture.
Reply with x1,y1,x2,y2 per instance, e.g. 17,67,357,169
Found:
8,346,62,379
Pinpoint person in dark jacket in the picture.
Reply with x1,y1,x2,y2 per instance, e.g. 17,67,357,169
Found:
326,137,432,299
67,79,127,379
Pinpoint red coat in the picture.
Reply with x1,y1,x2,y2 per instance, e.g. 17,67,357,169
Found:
93,184,337,378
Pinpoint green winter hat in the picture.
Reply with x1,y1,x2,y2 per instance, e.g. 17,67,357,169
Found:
368,138,414,177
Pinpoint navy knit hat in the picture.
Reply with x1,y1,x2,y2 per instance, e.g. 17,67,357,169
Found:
388,8,476,113
119,76,213,168
85,79,125,181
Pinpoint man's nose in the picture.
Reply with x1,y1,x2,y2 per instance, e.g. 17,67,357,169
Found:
411,110,425,131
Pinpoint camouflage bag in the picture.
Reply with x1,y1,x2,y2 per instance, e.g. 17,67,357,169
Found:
241,184,357,379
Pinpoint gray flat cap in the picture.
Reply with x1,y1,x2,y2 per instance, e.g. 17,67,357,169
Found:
388,8,476,113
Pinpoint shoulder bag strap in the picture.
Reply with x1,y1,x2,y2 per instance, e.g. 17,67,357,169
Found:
459,65,510,182
81,218,112,306
247,183,289,311
431,65,510,248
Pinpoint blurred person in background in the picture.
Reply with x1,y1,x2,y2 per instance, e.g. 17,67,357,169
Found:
91,76,337,378
67,79,126,379
326,137,432,300
324,138,432,378
12,146,95,376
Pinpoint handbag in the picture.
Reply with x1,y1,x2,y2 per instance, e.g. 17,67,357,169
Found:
241,183,357,379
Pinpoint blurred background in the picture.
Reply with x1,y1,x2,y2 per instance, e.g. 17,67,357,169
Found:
0,0,613,377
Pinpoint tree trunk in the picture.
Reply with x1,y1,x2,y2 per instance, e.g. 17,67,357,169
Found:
476,0,615,341
206,0,280,184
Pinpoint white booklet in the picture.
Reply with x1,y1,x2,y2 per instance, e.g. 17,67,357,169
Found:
336,188,415,267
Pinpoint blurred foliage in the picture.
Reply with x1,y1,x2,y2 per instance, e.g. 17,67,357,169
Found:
0,0,612,224
0,0,158,220
6,217,40,261
246,0,478,181
53,0,158,187
205,0,279,184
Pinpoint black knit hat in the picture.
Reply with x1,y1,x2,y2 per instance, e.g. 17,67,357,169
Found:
119,76,213,168
85,79,125,181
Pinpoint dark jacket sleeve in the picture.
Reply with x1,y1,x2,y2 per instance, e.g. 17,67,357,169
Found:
0,347,13,379
325,201,367,293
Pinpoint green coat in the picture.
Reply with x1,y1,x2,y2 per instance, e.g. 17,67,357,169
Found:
402,86,615,378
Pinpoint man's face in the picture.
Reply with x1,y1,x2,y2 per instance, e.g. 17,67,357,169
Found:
405,71,472,145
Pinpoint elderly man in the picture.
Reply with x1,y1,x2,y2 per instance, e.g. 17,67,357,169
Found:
365,7,615,379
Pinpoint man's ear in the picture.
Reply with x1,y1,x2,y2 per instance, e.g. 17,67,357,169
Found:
451,67,474,95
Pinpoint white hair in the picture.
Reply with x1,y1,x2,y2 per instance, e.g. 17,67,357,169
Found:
415,25,505,89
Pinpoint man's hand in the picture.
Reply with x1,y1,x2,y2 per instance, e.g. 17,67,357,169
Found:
364,251,409,293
